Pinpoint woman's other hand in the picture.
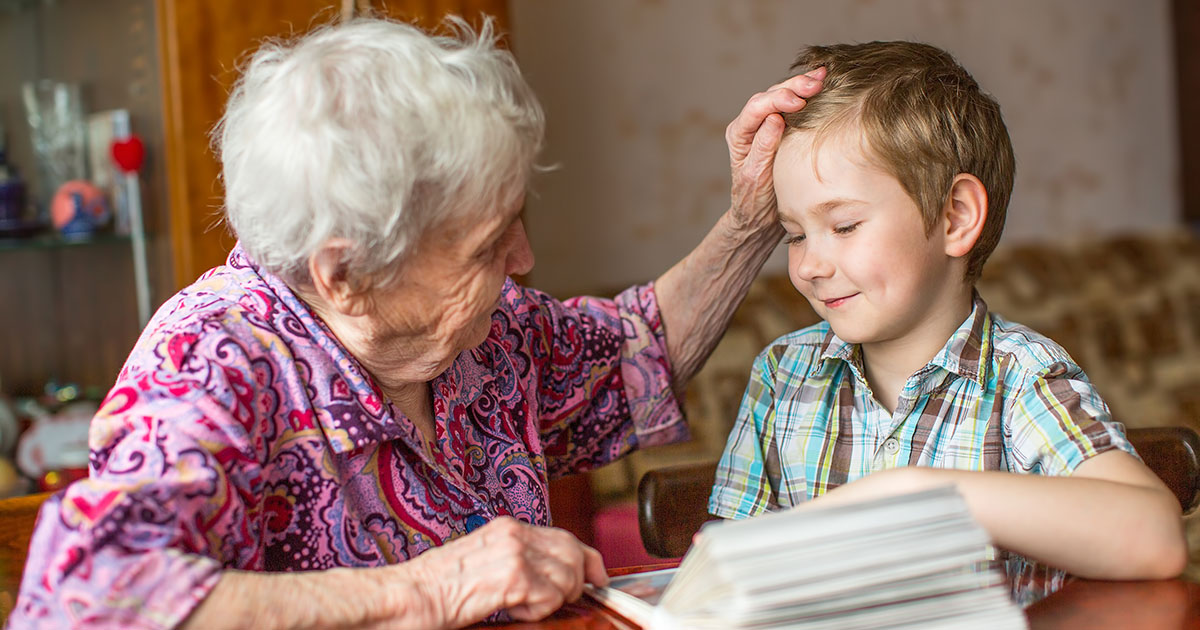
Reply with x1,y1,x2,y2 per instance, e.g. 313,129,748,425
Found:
178,517,607,630
726,67,826,231
403,516,609,627
654,68,827,391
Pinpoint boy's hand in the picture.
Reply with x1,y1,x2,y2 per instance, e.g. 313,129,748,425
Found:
726,67,826,233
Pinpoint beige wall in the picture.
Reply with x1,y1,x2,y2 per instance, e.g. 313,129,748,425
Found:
510,0,1180,297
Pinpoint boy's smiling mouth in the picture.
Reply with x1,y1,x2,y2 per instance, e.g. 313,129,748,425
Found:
820,293,859,308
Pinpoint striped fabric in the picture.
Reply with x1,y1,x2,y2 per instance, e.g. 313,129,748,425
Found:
709,294,1134,605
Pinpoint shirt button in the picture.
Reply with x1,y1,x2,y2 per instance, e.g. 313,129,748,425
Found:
883,438,900,454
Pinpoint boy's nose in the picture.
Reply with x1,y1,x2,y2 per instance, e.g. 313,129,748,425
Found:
793,246,834,281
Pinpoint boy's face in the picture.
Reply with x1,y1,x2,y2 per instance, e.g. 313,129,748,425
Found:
773,126,968,350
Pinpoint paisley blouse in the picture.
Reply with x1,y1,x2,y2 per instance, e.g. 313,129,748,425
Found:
8,245,687,629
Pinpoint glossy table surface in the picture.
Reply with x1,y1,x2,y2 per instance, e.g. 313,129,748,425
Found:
475,564,1200,629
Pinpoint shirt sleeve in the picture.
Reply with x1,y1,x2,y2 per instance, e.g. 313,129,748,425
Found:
709,346,779,520
1004,360,1136,477
9,337,264,629
503,279,687,479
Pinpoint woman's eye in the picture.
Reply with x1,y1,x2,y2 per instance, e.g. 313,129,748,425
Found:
476,241,500,261
783,234,806,245
834,222,860,235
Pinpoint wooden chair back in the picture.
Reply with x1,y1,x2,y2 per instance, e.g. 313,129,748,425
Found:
637,426,1200,558
0,492,51,622
1128,426,1200,513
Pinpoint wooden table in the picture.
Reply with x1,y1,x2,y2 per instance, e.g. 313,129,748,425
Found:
1026,577,1200,629
476,565,1200,629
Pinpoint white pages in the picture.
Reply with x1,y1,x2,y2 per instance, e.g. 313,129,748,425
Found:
586,486,1027,630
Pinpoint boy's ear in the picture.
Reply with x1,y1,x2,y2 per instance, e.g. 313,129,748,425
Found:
308,238,371,317
942,173,988,259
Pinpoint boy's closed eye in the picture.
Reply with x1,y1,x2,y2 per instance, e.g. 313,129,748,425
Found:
833,222,861,235
781,221,861,245
783,232,806,245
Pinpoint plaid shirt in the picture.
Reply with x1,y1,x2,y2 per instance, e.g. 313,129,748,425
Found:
709,294,1134,606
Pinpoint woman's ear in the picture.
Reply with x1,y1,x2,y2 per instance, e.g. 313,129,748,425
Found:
942,174,988,259
308,238,370,317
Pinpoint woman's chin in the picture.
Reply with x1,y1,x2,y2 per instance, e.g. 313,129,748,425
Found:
449,316,494,356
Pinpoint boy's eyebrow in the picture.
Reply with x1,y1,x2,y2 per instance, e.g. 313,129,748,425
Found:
809,198,866,215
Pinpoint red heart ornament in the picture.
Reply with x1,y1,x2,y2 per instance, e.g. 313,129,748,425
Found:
110,135,145,173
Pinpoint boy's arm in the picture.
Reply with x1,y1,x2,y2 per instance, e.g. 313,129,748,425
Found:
809,451,1187,580
809,361,1187,581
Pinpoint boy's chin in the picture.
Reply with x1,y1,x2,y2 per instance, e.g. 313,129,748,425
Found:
826,323,871,345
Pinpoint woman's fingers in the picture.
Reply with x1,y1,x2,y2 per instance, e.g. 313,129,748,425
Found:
498,521,602,621
582,543,609,588
766,66,828,95
726,67,826,163
724,68,826,230
409,516,606,626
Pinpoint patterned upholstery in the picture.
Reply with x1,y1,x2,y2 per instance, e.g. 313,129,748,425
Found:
589,231,1200,569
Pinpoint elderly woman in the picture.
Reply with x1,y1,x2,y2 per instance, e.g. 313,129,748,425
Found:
8,17,824,630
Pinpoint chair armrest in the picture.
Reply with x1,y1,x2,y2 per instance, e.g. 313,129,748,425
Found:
637,461,720,558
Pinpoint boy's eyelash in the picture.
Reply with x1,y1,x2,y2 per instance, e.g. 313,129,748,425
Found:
783,222,860,244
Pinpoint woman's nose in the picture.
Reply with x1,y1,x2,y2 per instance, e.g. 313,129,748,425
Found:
505,218,535,276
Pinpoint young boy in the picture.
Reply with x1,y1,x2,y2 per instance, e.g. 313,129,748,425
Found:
708,41,1187,605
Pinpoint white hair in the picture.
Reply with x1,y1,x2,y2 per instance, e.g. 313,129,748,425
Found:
213,16,545,285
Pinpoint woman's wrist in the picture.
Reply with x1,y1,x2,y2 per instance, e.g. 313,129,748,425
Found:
179,565,442,630
376,559,447,629
719,203,785,248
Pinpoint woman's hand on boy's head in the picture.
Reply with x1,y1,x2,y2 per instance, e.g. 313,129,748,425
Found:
726,67,827,233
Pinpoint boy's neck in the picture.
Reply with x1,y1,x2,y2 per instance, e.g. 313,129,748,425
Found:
860,288,975,415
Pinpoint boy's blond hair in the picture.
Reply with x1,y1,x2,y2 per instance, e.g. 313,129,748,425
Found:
784,41,1015,283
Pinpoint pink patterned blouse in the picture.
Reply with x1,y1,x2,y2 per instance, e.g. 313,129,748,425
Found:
8,245,687,629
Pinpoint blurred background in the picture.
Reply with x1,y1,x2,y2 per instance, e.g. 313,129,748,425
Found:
513,0,1181,295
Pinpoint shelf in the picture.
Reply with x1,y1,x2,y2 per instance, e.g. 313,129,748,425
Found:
0,231,132,253
0,0,42,15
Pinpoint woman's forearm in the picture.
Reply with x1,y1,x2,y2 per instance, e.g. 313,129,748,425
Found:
655,69,825,395
655,211,783,393
176,516,605,630
179,565,432,630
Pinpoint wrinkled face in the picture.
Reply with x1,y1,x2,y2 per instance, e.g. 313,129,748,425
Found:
773,127,963,350
365,190,534,377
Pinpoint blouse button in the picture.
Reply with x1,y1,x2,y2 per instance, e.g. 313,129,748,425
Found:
465,514,488,533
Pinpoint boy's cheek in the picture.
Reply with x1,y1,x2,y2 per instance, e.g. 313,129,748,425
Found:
787,274,813,299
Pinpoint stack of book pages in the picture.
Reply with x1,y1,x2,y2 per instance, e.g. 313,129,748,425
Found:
587,486,1027,629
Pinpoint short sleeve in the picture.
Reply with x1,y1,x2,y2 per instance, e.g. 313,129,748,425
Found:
709,347,779,520
9,343,264,629
1004,361,1136,477
504,279,687,478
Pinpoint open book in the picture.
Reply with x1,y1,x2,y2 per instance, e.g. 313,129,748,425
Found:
586,486,1026,629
